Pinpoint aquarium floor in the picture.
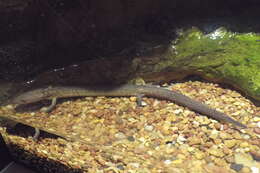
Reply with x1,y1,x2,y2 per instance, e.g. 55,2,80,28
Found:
0,81,259,172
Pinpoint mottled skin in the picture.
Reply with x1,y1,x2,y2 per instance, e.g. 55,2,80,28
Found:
9,84,246,128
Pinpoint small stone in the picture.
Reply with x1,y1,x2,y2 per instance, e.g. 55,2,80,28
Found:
214,158,227,166
214,123,222,130
114,132,126,140
173,109,183,114
172,159,183,164
234,153,257,170
164,159,172,165
129,97,137,102
225,156,235,163
252,117,260,122
194,151,205,160
230,163,243,171
219,132,232,139
188,136,202,145
222,146,232,155
128,162,140,168
5,104,14,109
213,138,222,145
240,166,252,173
127,136,135,142
140,101,147,106
116,164,125,170
257,122,260,128
224,139,237,148
208,147,225,157
251,167,259,173
144,125,154,131
204,164,230,173
253,127,260,134
242,134,251,140
209,130,219,139
177,135,187,144
240,142,249,148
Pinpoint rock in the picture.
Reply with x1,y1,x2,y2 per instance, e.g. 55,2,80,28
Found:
254,127,260,134
240,167,252,173
240,142,249,148
214,158,227,166
230,163,243,172
204,163,230,173
209,130,219,139
114,132,126,140
252,117,260,122
208,147,225,157
144,125,154,131
194,151,205,160
172,159,183,164
234,153,260,172
224,139,237,148
219,132,232,139
188,136,202,145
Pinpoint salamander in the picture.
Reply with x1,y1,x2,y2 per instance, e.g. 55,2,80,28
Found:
8,84,246,128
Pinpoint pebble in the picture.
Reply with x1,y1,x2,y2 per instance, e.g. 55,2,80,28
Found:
219,132,232,139
254,127,260,134
194,151,205,160
214,158,227,166
251,167,259,173
127,136,135,142
114,132,126,140
172,159,183,164
164,159,172,165
234,153,260,172
230,163,243,171
224,139,237,148
252,117,260,122
188,136,202,145
208,147,225,157
240,142,249,148
241,167,252,173
144,125,154,131
209,130,219,139
242,134,251,140
204,164,230,173
177,135,187,144
128,162,140,168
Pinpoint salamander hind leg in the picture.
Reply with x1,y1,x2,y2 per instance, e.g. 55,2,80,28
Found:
32,128,40,141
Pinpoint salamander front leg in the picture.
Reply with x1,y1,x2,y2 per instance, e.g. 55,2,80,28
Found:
40,97,57,113
137,94,145,107
33,97,57,140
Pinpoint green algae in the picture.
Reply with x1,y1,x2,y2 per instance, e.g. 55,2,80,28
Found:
159,27,260,100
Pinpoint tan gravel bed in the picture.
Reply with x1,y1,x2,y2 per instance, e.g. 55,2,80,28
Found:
0,81,259,173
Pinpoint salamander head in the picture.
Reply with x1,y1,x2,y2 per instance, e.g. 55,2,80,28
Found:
7,89,48,105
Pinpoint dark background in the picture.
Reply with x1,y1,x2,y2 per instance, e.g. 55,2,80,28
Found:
0,0,260,81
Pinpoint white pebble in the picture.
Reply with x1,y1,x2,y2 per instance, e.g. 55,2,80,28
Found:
144,125,154,131
140,101,147,106
164,160,172,165
251,167,259,173
174,109,183,114
177,135,187,144
115,132,126,139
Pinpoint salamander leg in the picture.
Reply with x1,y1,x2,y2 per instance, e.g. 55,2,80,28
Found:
40,97,57,113
32,128,40,141
137,94,145,107
34,97,57,140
